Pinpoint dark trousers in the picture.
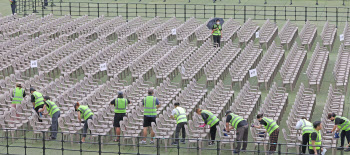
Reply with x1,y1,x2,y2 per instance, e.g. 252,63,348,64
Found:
301,133,310,154
269,128,279,152
51,111,60,139
34,104,44,122
175,122,187,142
210,122,219,142
213,35,221,47
341,130,350,146
44,0,48,6
236,125,248,150
308,149,321,154
83,116,93,137
11,3,16,14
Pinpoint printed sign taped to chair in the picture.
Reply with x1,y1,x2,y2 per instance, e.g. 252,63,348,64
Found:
255,32,260,38
181,65,185,74
172,29,176,35
100,63,107,71
249,68,257,78
31,60,37,68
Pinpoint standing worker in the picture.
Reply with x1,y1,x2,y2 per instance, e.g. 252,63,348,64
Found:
11,83,26,116
212,19,222,47
309,121,323,154
196,108,219,146
110,91,130,142
38,96,60,140
9,0,16,15
74,102,94,143
141,89,160,144
295,117,314,154
225,111,248,153
30,88,44,121
328,113,350,151
252,114,280,154
171,102,188,145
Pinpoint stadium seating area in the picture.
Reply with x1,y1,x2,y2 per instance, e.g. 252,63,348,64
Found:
0,12,349,154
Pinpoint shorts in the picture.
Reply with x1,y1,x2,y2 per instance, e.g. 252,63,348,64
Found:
113,113,126,127
143,116,156,127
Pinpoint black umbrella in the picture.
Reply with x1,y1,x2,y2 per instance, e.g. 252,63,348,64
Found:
206,18,224,29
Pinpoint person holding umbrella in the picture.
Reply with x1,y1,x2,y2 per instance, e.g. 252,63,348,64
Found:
212,19,222,47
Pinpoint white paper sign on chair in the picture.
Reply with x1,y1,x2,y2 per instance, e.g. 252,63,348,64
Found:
31,60,38,68
100,63,107,71
340,34,344,41
249,68,257,78
181,65,186,74
255,32,260,38
171,29,176,35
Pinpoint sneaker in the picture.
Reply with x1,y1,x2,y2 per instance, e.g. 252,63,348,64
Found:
345,148,350,152
180,139,186,144
150,140,154,144
233,150,240,154
140,140,147,145
208,142,215,146
171,142,179,145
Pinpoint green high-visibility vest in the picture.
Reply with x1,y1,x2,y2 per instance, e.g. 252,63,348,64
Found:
229,113,244,130
33,91,44,108
262,117,279,135
301,119,314,135
12,87,24,104
201,110,219,127
114,98,127,113
143,96,157,116
336,116,350,131
78,105,94,120
174,107,187,124
45,100,60,118
309,129,322,150
213,24,221,36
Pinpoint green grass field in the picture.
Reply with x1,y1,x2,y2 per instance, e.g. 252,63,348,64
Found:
1,0,350,154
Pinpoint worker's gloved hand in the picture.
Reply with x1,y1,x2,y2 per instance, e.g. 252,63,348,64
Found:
326,131,332,133
199,124,206,127
251,124,255,127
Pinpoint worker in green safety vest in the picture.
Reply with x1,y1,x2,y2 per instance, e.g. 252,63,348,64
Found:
212,19,222,47
252,114,280,154
30,88,44,121
225,111,248,153
196,108,219,146
9,0,16,14
328,112,350,151
110,91,130,142
170,102,188,145
141,89,160,145
11,83,26,117
38,96,60,140
74,102,94,143
295,117,314,154
309,121,323,154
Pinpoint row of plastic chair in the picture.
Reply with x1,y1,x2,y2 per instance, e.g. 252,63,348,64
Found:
299,20,317,51
237,18,259,46
279,20,298,50
258,19,278,49
321,21,337,52
333,43,350,92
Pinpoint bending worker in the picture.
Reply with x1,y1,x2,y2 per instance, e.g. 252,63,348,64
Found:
38,96,60,140
225,111,248,153
328,113,350,151
309,121,323,154
12,83,26,116
295,117,314,154
252,114,280,154
30,88,44,121
74,102,94,143
141,89,160,145
212,19,222,47
110,91,130,142
171,102,187,145
196,108,219,146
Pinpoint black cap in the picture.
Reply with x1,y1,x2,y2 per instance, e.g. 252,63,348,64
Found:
30,88,36,91
118,91,123,95
174,102,180,106
44,96,50,100
225,110,232,116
